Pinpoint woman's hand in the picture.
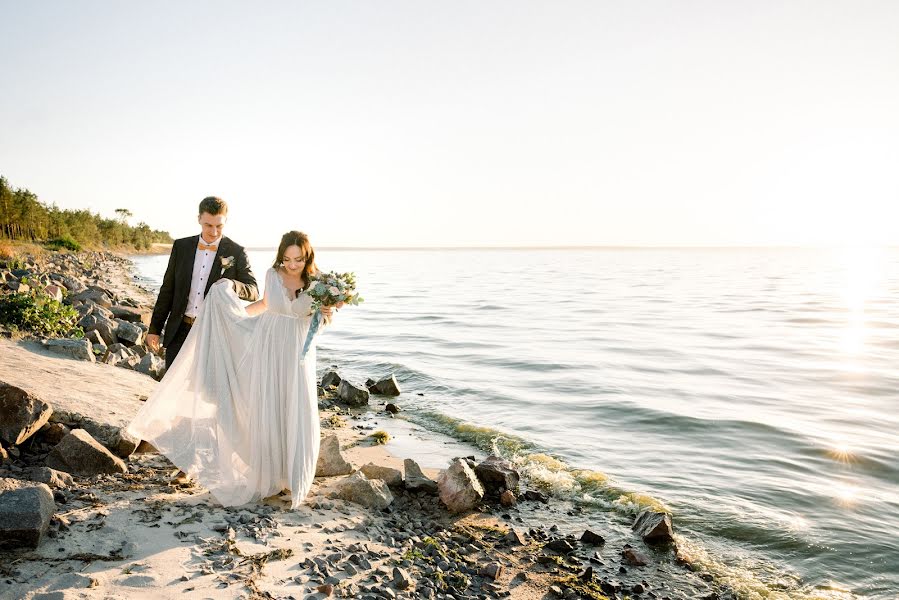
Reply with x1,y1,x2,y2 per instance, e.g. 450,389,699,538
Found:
321,304,334,325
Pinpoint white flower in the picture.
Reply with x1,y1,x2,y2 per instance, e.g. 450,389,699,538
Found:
328,286,340,296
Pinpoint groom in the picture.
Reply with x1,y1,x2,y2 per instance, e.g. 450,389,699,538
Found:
147,197,259,369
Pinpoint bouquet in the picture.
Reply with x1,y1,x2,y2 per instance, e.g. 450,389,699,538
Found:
301,271,363,357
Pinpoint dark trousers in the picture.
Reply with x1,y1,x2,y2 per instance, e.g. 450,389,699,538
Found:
164,320,192,370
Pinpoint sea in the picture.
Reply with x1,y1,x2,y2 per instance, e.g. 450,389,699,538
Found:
130,246,899,600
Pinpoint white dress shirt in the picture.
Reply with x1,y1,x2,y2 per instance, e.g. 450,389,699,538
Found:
185,237,220,319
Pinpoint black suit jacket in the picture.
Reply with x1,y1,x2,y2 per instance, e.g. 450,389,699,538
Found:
149,235,259,346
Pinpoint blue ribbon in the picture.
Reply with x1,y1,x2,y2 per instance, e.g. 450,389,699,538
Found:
301,310,322,359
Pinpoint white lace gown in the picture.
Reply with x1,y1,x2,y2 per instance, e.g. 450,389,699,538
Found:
128,268,321,509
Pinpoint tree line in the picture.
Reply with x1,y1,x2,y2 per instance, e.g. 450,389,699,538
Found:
0,175,172,250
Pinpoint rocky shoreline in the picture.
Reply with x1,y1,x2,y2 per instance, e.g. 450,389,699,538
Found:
0,250,738,600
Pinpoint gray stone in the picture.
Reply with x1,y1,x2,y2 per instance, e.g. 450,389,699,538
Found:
135,352,165,380
88,314,118,345
315,435,353,477
404,458,438,493
331,471,393,510
110,305,151,325
84,329,107,350
392,566,413,590
632,509,674,543
46,429,127,477
0,478,55,549
321,370,342,388
370,375,401,396
27,466,75,489
438,458,485,513
45,338,95,362
109,428,139,458
622,546,650,566
337,379,370,406
114,319,144,346
0,381,52,445
474,455,520,497
359,463,404,488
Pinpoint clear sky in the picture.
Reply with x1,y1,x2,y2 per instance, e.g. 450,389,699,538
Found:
1,1,898,247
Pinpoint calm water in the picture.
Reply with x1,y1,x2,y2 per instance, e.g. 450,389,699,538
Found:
131,247,899,599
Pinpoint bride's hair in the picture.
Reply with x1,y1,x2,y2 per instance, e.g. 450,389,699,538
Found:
272,231,318,293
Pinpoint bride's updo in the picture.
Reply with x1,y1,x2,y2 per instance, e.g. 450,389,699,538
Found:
272,231,318,291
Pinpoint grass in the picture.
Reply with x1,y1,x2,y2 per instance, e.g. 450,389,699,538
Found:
551,573,612,600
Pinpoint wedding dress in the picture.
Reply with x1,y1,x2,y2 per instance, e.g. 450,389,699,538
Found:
128,267,321,509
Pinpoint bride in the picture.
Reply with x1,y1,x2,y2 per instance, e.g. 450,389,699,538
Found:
128,231,334,508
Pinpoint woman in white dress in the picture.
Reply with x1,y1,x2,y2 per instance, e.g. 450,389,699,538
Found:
128,231,333,509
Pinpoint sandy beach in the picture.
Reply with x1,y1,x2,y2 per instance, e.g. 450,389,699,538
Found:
0,250,733,600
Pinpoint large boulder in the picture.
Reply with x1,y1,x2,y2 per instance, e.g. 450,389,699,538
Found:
0,381,52,446
337,380,369,406
45,338,95,362
359,463,404,488
46,429,128,477
315,435,353,477
0,478,55,549
114,319,144,346
70,285,113,308
404,458,438,493
331,471,393,510
438,457,485,513
90,315,119,346
474,455,520,497
368,375,401,396
632,509,674,543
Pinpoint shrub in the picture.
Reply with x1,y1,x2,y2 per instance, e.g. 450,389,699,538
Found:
0,290,82,338
46,236,82,252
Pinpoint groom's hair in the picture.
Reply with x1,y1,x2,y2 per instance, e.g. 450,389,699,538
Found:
199,196,228,216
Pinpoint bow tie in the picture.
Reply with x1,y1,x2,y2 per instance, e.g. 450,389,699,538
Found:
198,242,217,251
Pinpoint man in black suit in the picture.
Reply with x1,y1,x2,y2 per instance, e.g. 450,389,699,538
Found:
147,197,259,369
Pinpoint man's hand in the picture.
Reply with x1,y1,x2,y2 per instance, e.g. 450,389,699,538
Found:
146,333,161,353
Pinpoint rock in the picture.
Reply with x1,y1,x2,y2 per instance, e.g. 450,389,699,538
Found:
135,352,165,380
89,315,118,345
321,370,342,388
331,471,393,510
503,528,526,546
385,403,400,414
474,455,520,497
632,509,674,543
316,583,334,596
110,305,151,326
6,281,29,293
134,440,158,454
84,329,107,350
43,284,64,302
45,338,95,362
337,379,370,406
522,489,549,503
580,529,606,545
500,490,517,506
359,463,404,488
0,478,55,549
109,428,139,458
27,467,74,489
0,445,7,462
404,458,438,493
116,354,141,370
46,429,128,477
545,538,576,554
70,285,113,307
622,546,649,566
438,457,485,513
392,566,413,590
479,562,504,580
0,381,53,445
114,319,144,346
50,273,85,294
370,375,401,396
315,435,353,476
